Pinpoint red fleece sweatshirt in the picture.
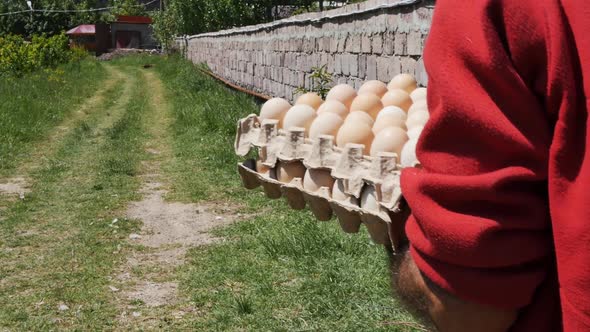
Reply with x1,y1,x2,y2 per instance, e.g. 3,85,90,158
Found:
401,1,590,330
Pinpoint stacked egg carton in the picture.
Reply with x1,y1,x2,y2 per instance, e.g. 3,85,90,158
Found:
235,74,429,251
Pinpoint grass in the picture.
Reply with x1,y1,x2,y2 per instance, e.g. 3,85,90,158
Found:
0,54,420,331
0,61,106,174
0,61,147,330
149,55,420,331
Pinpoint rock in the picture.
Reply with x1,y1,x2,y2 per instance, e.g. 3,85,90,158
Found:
109,286,120,292
132,311,141,317
129,234,141,240
58,304,69,311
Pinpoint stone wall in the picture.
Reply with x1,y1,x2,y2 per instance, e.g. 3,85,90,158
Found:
178,0,434,101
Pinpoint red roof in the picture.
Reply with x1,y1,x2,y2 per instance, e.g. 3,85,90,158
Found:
116,15,153,24
66,24,95,35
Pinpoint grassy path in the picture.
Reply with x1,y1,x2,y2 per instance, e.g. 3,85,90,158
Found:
0,63,146,330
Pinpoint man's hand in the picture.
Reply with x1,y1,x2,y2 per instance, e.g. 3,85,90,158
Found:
392,251,519,332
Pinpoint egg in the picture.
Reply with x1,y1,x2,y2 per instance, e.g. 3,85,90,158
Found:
332,180,359,205
406,110,430,130
303,169,335,194
282,105,317,134
388,73,418,93
370,126,409,157
358,80,388,98
309,112,344,142
345,111,374,127
259,98,291,128
407,125,424,140
296,92,324,110
410,87,427,102
372,114,407,134
276,161,306,183
336,122,374,154
376,106,407,122
381,89,412,111
256,159,271,176
401,139,419,167
326,84,357,109
317,100,348,119
408,100,428,116
350,93,383,119
360,186,380,212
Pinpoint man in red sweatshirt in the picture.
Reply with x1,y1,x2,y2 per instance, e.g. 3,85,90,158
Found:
394,0,590,331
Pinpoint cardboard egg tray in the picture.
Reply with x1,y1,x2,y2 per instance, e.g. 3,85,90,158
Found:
235,114,409,251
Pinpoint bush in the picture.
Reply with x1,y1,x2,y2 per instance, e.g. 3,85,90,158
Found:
0,33,85,76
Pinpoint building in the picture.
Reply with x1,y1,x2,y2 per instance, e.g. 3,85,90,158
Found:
66,23,110,55
66,15,157,53
110,15,157,49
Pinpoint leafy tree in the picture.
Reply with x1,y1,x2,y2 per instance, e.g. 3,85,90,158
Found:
0,0,146,38
111,0,147,17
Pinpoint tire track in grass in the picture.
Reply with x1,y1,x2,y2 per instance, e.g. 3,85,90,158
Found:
0,64,147,330
0,64,124,203
113,69,240,330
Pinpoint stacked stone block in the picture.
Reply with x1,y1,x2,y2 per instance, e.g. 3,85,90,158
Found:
180,0,434,102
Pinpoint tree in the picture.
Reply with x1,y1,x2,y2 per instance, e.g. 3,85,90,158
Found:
0,0,147,38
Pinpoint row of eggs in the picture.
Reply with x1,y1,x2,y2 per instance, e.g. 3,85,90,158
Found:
259,73,428,167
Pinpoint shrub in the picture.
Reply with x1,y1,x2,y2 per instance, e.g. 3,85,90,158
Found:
0,33,84,76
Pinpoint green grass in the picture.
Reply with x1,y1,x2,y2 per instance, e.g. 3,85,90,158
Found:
149,55,420,331
0,60,106,174
0,54,420,331
0,61,147,330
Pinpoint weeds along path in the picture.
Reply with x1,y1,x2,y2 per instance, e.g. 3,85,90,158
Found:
0,63,149,330
113,69,238,330
0,64,124,200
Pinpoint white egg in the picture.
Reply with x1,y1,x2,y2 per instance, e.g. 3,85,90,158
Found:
260,98,291,128
408,100,428,116
282,104,317,134
350,93,383,119
303,169,335,194
388,73,418,93
376,106,407,121
370,126,409,157
360,185,380,212
276,161,306,183
401,139,419,167
332,180,359,205
345,111,375,127
317,100,348,118
407,125,424,140
372,116,407,134
309,112,344,142
296,92,324,110
410,87,427,103
406,110,430,130
326,84,357,109
358,80,388,98
381,89,412,111
336,122,374,154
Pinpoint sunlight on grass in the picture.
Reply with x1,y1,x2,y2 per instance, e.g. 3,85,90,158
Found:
146,54,421,331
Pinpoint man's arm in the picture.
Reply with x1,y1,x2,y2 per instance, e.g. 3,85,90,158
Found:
395,0,559,329
389,249,518,331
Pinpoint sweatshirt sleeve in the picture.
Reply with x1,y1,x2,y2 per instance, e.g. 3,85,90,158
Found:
401,0,555,309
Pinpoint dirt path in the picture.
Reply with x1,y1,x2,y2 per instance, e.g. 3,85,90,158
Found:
113,69,237,329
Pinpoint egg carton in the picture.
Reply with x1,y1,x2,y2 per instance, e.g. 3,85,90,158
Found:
235,114,409,250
